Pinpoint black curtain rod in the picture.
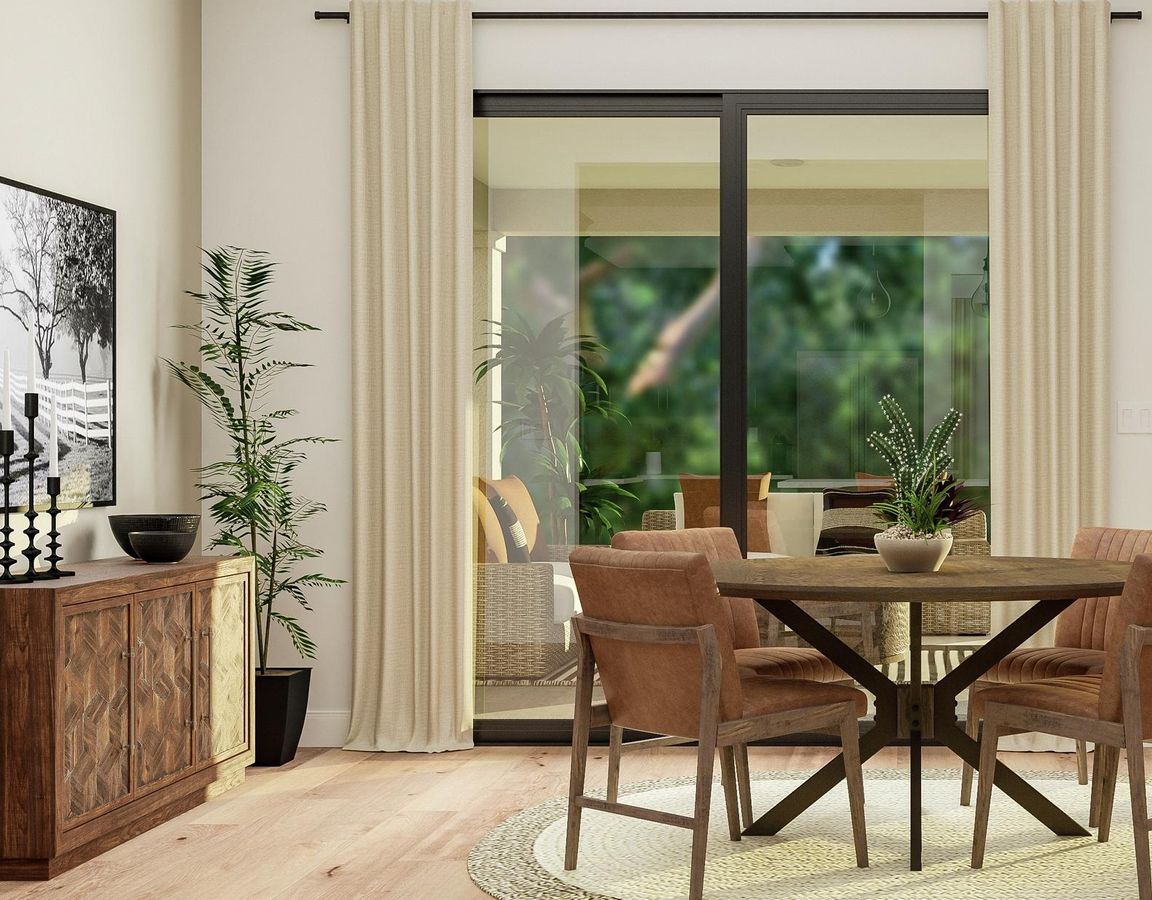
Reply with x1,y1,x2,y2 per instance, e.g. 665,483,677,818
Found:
315,9,1142,22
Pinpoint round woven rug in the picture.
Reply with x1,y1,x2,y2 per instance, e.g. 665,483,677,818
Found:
468,769,1139,899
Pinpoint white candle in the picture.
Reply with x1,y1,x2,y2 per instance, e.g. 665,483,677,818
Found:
26,325,35,393
2,349,10,431
49,396,58,478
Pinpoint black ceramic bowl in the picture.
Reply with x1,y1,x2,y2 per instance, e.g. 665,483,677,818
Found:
128,530,198,564
109,514,200,559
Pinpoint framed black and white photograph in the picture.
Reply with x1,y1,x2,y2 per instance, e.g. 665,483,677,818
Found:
0,177,115,510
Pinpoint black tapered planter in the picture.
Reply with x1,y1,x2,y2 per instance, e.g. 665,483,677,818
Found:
254,668,311,766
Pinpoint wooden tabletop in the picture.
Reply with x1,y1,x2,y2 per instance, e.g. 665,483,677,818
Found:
712,555,1131,604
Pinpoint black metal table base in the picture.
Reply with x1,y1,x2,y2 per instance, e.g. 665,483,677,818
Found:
743,597,1089,870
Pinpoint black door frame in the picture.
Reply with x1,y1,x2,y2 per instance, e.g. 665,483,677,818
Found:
473,89,989,744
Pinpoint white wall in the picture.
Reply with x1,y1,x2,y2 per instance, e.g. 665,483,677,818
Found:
202,0,1152,745
0,3,202,560
202,0,353,746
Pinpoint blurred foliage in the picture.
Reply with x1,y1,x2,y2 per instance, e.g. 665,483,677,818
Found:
496,234,990,544
474,314,635,544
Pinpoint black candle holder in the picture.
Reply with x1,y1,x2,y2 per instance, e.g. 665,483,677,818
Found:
45,476,73,578
0,429,27,583
21,392,41,579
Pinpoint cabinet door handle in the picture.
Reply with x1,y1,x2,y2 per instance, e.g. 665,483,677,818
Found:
121,650,133,659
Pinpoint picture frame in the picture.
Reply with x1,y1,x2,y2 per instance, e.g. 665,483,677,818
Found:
0,176,116,510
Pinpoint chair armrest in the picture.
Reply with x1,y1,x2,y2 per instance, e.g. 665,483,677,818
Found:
546,544,580,562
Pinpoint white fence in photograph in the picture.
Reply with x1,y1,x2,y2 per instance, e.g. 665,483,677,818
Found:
11,373,113,445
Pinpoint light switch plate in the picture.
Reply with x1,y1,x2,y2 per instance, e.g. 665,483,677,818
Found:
1118,402,1152,433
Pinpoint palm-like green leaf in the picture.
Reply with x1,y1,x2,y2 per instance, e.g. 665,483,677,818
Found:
166,247,344,671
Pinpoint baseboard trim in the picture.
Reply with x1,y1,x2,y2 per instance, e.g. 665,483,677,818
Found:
300,710,351,747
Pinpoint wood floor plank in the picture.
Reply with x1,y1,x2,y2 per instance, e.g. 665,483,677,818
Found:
0,745,1118,898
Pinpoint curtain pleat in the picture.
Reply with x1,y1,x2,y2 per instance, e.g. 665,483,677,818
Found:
346,0,474,752
989,0,1109,750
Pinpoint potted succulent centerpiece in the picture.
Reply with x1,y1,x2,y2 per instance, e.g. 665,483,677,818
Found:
867,395,978,573
167,247,343,766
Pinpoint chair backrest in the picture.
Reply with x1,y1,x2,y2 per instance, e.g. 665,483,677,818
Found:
568,546,744,737
679,474,773,552
611,527,760,651
1056,528,1152,649
1098,554,1152,732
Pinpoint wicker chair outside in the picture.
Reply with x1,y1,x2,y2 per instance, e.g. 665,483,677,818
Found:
474,557,576,682
921,511,992,635
641,509,678,531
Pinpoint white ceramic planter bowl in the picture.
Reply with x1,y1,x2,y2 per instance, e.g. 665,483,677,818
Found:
874,531,954,573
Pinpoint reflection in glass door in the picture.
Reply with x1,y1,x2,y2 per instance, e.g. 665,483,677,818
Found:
472,116,721,725
742,114,989,510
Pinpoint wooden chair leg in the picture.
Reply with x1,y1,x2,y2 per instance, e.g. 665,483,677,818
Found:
1076,739,1090,786
960,686,982,807
689,732,718,900
840,708,869,868
606,724,623,804
971,716,1000,869
1090,742,1105,828
734,743,753,829
861,607,877,662
1098,744,1120,844
1125,729,1152,900
719,746,742,842
565,635,595,872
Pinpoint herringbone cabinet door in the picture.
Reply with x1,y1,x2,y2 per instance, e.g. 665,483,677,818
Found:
61,601,132,824
134,588,194,790
196,575,249,762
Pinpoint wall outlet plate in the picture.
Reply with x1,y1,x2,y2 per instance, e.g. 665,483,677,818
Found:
1117,402,1152,433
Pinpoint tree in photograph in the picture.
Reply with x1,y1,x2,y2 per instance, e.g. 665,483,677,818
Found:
55,201,113,383
0,190,67,378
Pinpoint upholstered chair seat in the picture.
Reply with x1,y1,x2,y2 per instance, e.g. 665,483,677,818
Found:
740,676,867,718
971,674,1104,722
734,646,847,682
980,647,1106,683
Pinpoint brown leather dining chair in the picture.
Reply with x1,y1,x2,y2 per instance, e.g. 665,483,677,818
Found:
611,527,850,826
961,527,1152,807
565,546,868,900
970,553,1152,900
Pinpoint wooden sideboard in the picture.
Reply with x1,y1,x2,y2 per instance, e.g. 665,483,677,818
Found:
0,555,255,879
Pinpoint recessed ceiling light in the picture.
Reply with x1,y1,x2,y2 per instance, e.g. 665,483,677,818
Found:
769,158,805,167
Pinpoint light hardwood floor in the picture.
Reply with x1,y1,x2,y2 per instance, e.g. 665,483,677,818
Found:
0,744,1117,899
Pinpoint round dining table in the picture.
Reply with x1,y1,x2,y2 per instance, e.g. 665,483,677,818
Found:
710,554,1131,871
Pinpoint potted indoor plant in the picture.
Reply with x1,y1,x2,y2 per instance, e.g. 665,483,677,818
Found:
867,395,978,573
167,247,342,765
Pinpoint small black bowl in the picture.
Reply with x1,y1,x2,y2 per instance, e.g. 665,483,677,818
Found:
109,514,199,559
128,530,198,564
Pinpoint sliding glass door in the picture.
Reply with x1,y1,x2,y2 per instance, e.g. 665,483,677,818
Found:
472,115,721,730
472,93,989,739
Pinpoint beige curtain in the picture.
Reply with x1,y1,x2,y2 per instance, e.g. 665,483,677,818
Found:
345,0,474,753
988,0,1109,748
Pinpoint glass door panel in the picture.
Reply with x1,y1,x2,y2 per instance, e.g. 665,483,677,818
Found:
473,116,721,722
745,115,990,527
